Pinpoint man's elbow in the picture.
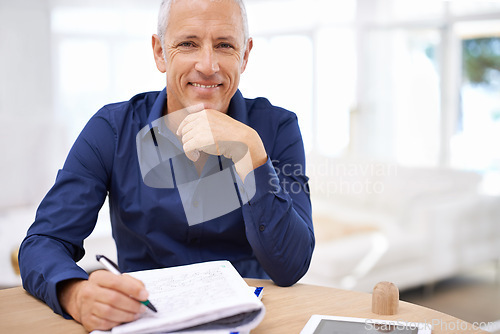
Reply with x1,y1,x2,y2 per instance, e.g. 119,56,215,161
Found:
270,262,312,287
272,277,299,287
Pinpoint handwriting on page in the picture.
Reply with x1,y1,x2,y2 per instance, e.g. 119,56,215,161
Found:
141,266,237,318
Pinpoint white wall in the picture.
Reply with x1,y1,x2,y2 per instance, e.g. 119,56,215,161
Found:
0,0,60,287
0,0,66,210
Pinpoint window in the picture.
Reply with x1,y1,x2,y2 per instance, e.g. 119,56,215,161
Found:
357,28,441,166
239,35,314,153
242,0,357,156
451,32,500,171
51,5,162,145
354,0,500,171
315,28,356,156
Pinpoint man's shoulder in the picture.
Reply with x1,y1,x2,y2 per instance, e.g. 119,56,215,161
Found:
94,90,161,127
244,96,297,122
101,91,160,114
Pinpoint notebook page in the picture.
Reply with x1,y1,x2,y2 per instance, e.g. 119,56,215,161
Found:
111,261,262,334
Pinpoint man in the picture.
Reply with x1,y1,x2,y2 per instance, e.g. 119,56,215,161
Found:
19,0,314,331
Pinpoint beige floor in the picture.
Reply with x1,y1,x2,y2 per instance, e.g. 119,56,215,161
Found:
399,262,500,333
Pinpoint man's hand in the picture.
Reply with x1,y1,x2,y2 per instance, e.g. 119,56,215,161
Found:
176,109,267,181
57,270,149,332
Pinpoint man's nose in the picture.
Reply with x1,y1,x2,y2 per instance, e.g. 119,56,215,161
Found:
194,46,219,75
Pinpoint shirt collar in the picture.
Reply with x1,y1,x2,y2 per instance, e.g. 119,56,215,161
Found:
227,89,248,125
146,87,167,127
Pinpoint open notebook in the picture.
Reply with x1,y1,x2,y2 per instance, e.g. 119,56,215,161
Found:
92,260,265,334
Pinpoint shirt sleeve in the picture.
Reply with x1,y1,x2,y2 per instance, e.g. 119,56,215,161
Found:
18,110,115,317
240,113,315,287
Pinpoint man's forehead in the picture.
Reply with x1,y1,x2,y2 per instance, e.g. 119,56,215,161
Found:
170,0,240,15
172,0,238,6
167,0,244,40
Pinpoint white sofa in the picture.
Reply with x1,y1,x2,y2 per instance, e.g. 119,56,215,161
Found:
299,154,500,292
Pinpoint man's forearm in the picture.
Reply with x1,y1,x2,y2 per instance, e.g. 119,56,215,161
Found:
248,209,314,286
242,161,314,286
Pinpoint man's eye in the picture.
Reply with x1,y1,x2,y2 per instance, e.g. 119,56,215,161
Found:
218,43,234,49
178,42,195,48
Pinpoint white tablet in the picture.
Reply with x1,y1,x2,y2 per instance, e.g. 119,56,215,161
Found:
301,315,432,334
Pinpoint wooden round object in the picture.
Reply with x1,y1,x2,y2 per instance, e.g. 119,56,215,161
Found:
372,281,399,315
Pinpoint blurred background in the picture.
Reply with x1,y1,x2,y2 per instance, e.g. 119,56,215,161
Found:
1,0,499,331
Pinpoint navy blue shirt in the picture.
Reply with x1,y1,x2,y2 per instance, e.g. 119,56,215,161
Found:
19,89,314,317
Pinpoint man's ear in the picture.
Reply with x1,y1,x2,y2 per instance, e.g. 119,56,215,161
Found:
152,34,166,73
240,38,253,73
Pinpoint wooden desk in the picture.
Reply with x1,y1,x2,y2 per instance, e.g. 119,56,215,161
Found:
0,280,487,333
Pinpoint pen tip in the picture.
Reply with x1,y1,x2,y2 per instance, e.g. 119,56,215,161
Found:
144,300,158,313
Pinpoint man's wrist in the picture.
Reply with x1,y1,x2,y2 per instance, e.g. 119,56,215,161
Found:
233,128,266,181
246,128,267,170
57,278,85,322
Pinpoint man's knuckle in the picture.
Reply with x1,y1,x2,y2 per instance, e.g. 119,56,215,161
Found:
79,284,94,300
128,282,140,293
132,302,143,313
100,303,114,316
106,277,121,290
125,311,138,322
88,271,100,281
108,293,122,305
94,318,115,331
84,315,103,331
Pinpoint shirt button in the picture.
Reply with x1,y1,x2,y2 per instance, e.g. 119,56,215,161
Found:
193,201,199,208
259,225,265,232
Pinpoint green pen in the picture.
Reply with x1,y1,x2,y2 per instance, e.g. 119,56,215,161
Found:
96,254,158,313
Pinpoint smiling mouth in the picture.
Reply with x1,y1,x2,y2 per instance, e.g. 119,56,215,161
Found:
190,83,221,88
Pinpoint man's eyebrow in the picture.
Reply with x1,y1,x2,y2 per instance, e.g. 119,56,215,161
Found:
173,35,240,44
216,36,236,40
178,35,198,40
216,36,241,44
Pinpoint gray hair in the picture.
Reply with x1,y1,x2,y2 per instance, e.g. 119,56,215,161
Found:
157,0,249,46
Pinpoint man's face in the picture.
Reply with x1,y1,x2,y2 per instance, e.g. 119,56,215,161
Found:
155,0,251,114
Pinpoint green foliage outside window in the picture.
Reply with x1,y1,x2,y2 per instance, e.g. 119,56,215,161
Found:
462,37,500,86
